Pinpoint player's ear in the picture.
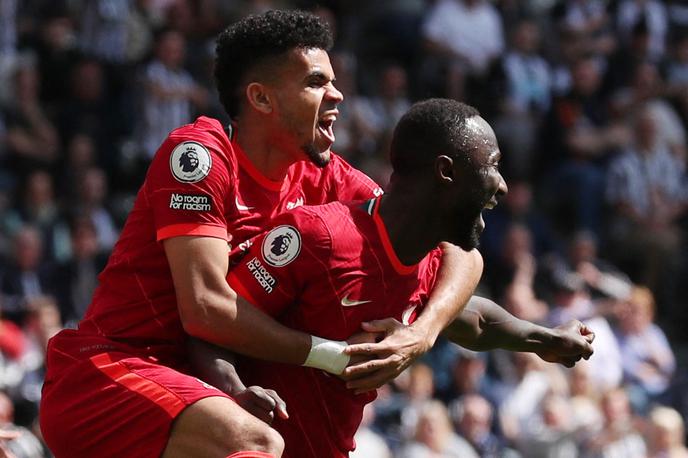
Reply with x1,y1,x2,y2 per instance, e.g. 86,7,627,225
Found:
435,155,454,185
246,82,273,114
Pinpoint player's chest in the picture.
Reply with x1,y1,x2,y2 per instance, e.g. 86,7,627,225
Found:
228,178,324,248
289,257,426,339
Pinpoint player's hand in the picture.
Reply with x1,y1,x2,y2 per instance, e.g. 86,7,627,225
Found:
233,386,288,424
535,320,595,368
342,318,432,394
342,330,383,371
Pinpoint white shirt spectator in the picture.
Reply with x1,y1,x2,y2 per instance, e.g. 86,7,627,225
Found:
606,143,687,219
617,0,668,60
139,59,196,158
422,0,504,74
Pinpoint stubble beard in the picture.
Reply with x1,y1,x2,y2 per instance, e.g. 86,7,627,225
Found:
303,143,331,168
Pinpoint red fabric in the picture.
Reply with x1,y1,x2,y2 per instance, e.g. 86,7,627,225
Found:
0,320,25,359
226,452,275,458
227,200,442,458
80,116,237,356
228,142,382,250
40,337,232,458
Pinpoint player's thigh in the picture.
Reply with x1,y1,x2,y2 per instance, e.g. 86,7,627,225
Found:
41,352,230,458
162,396,284,458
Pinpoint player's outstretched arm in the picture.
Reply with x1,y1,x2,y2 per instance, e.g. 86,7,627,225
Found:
342,243,482,391
165,235,349,374
442,296,595,367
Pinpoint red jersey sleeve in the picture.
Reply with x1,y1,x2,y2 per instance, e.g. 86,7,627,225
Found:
327,154,383,202
226,209,332,317
147,135,234,242
404,247,443,325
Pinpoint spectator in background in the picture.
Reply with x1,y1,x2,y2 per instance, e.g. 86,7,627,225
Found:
137,28,208,160
350,402,392,458
614,286,676,412
33,7,79,110
498,352,568,443
547,230,632,301
543,55,630,234
482,180,555,267
399,400,478,458
13,171,67,262
3,56,59,177
78,0,132,65
616,0,668,61
399,363,436,441
491,18,552,179
57,59,124,166
55,217,107,326
451,393,519,458
605,16,662,93
442,349,505,407
567,362,604,437
57,133,97,200
73,167,117,252
665,33,688,146
519,393,579,458
584,387,647,458
350,62,410,181
483,222,536,301
0,303,27,398
605,105,687,311
546,271,623,392
0,226,55,326
0,392,45,458
646,405,688,458
421,0,504,101
552,0,616,58
610,60,686,158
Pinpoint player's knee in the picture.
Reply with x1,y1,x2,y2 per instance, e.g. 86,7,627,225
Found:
258,424,284,456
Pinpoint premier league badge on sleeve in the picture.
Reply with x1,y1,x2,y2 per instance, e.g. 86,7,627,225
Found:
261,225,301,267
170,141,212,183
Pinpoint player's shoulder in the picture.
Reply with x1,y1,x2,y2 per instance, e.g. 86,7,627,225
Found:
326,152,383,196
167,116,230,151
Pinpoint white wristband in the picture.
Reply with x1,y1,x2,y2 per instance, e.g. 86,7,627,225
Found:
302,336,350,375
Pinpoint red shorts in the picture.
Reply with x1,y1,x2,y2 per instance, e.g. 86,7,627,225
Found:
40,331,233,458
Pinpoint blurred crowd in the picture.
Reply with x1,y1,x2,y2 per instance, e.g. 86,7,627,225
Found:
0,0,686,457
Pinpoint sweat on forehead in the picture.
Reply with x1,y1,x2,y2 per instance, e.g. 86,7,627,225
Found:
389,99,482,175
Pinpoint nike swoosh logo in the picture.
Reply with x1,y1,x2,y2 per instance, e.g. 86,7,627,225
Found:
340,295,372,307
235,197,254,211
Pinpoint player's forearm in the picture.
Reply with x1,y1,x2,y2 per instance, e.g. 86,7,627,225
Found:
182,289,311,366
442,295,556,353
412,243,483,345
187,337,246,395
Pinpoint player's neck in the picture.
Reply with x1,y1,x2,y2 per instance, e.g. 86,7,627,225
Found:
235,123,294,182
378,190,441,266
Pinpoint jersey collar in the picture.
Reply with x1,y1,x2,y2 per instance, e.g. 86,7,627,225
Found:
370,197,418,275
231,138,285,192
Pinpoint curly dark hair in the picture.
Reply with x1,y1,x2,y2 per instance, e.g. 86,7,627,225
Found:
214,10,333,118
389,99,481,177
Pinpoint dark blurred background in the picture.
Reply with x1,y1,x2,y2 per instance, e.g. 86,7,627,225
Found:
0,1,687,457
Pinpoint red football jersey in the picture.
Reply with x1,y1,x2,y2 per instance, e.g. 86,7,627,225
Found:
75,116,238,364
229,141,383,249
227,198,442,458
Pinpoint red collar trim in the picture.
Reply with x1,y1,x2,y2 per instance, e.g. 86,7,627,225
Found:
232,141,285,192
371,198,417,275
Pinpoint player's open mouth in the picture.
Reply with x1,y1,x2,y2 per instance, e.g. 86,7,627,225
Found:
318,116,336,144
483,198,498,210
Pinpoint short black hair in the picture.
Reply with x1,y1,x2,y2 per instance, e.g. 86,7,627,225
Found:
389,99,480,177
215,10,333,118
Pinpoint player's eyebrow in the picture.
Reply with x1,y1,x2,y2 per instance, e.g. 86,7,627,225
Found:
305,71,332,83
